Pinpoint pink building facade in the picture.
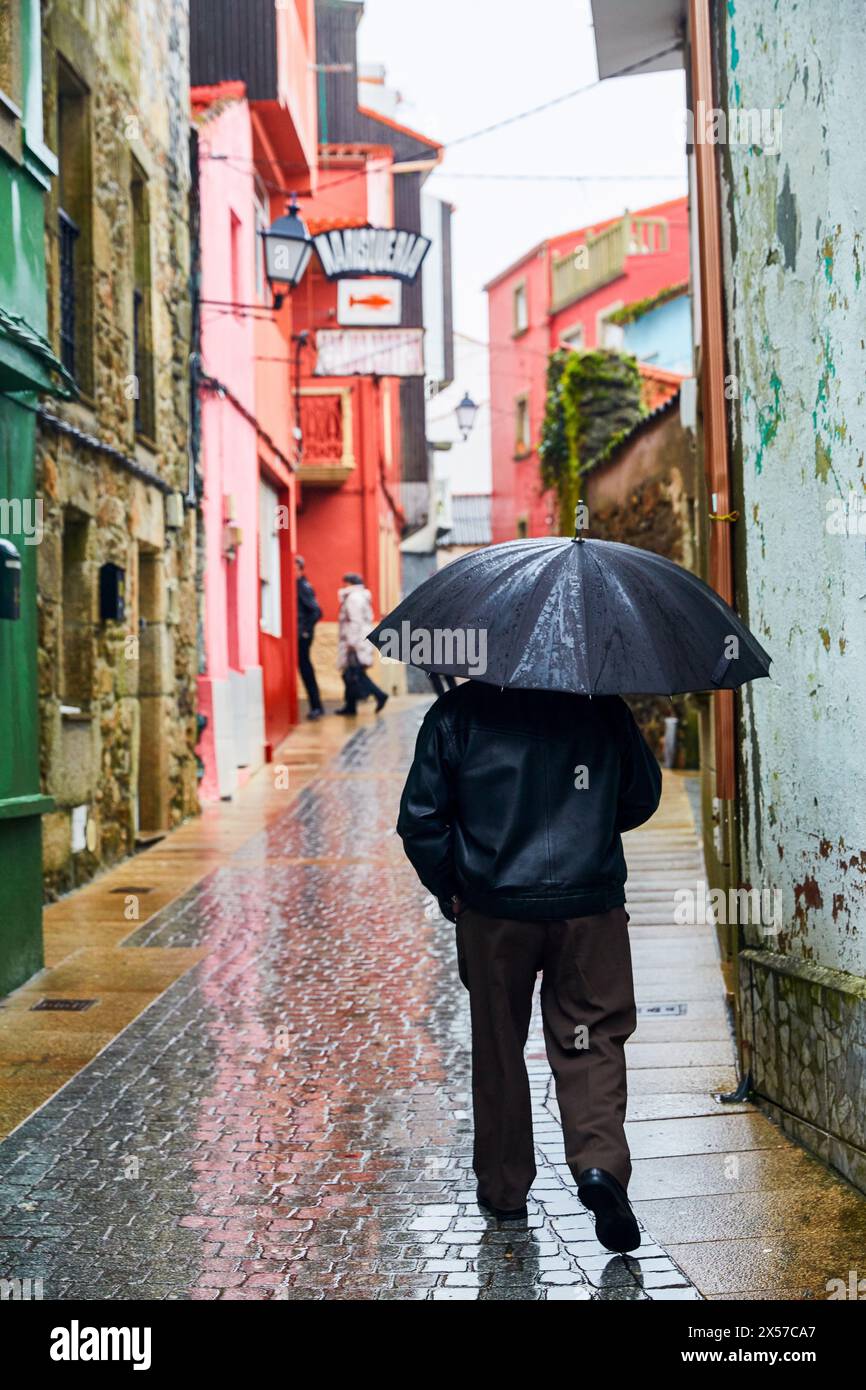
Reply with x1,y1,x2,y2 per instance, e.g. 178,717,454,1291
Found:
486,197,690,542
192,82,307,801
194,89,265,801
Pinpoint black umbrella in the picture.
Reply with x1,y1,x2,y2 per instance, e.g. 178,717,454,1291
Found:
367,535,771,695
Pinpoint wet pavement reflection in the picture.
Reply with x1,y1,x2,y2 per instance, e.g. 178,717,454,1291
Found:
0,707,698,1300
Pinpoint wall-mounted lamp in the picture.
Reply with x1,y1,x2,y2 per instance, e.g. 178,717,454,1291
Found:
261,195,314,309
455,390,479,442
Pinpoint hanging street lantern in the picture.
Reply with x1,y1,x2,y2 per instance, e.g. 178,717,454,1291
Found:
261,195,313,308
455,390,479,441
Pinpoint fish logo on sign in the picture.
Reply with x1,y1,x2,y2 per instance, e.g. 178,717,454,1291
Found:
350,293,392,309
337,278,403,326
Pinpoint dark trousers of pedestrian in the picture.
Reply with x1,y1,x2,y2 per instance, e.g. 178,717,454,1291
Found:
342,667,387,714
455,905,636,1211
298,634,323,713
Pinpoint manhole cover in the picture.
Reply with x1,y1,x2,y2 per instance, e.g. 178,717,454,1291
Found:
30,999,98,1012
636,1002,687,1016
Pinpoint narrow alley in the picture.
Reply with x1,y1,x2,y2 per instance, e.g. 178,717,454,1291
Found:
1,703,863,1302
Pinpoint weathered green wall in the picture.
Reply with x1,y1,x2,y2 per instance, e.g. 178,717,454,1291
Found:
718,0,866,1187
720,0,866,972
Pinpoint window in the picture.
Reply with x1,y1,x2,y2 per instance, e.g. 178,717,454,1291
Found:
258,478,282,638
131,158,155,439
512,279,528,336
137,546,167,834
61,509,92,711
597,302,624,350
514,394,530,457
57,58,92,390
229,209,242,312
560,321,585,351
254,182,268,302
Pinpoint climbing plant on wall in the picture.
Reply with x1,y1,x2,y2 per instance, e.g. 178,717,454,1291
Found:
538,347,645,533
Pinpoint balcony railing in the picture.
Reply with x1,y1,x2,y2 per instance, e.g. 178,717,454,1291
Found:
298,387,355,486
550,214,670,314
58,208,80,379
628,215,670,255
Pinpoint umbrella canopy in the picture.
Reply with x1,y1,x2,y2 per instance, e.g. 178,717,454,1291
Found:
368,536,771,696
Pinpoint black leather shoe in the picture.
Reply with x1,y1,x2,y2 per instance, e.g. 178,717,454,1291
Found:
334,707,356,716
575,1167,641,1252
476,1187,528,1222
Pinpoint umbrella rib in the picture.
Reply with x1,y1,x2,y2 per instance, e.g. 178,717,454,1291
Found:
583,542,612,695
502,547,571,686
428,540,562,637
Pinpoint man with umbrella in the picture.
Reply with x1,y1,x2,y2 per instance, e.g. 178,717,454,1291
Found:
379,513,770,1251
397,678,660,1250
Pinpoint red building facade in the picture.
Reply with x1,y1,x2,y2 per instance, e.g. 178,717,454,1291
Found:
190,0,450,730
291,1,444,702
486,197,689,542
190,1,318,795
292,161,407,685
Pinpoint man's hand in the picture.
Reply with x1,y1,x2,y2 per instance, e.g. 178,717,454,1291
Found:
437,895,463,924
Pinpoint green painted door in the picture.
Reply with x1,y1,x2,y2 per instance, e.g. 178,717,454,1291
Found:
0,394,52,992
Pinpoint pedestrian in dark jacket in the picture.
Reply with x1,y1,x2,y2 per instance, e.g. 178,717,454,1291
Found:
295,556,324,720
397,680,662,1250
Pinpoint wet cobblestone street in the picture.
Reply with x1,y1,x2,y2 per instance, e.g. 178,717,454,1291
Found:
0,706,703,1301
0,706,793,1300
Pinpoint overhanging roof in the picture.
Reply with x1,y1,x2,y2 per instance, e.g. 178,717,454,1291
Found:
590,0,686,80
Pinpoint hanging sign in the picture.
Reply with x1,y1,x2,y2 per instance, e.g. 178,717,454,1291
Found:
313,226,431,282
337,278,403,326
315,328,424,378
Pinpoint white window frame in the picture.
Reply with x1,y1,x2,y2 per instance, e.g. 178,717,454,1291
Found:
258,477,282,638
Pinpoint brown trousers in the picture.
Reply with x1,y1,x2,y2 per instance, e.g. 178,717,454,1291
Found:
455,905,636,1211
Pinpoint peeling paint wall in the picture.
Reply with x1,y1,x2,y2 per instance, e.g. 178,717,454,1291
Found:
719,0,866,977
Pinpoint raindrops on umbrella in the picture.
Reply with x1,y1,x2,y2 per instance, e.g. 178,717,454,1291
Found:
368,534,771,696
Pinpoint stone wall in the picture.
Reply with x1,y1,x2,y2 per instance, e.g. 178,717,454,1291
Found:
584,406,700,767
38,0,197,897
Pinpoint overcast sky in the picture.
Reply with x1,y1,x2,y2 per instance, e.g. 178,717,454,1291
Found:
356,0,688,343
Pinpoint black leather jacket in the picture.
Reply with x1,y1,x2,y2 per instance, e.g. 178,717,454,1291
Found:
397,682,662,922
297,575,322,638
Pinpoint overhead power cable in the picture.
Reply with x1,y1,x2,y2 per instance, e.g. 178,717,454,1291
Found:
197,39,685,199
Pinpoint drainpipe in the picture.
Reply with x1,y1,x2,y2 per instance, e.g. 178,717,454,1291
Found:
688,0,736,801
292,330,309,466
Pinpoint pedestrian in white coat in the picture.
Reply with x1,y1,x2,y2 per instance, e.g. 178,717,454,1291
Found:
335,573,389,716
